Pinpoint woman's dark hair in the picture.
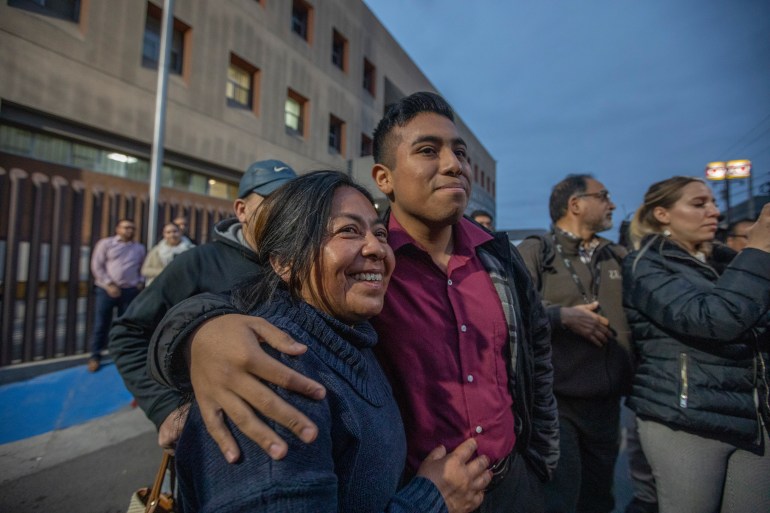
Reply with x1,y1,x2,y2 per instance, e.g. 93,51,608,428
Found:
233,170,375,312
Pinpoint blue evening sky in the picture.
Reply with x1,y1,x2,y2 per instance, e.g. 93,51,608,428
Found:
362,0,770,233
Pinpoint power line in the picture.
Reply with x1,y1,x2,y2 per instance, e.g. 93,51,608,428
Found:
719,111,770,159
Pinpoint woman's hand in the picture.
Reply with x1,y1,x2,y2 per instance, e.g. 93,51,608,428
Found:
746,203,770,253
416,438,491,513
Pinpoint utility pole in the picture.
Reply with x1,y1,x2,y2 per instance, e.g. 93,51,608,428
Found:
147,0,175,248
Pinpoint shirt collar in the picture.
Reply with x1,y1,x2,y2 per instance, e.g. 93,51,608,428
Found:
387,214,493,254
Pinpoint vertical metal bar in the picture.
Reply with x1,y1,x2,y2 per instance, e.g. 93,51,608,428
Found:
147,0,176,250
23,173,49,362
2,169,28,366
65,181,85,356
85,188,104,354
45,176,67,358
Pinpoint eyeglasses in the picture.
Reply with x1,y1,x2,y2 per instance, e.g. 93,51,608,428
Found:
576,190,611,202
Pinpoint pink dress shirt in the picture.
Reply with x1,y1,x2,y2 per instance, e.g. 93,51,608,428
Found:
372,215,516,473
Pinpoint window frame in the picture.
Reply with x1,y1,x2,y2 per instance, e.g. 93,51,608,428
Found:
8,0,80,21
363,58,376,96
285,88,308,137
328,114,346,155
331,28,348,72
291,0,313,44
141,2,190,76
226,53,260,114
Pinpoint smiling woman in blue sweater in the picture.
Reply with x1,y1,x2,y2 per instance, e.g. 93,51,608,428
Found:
155,171,490,513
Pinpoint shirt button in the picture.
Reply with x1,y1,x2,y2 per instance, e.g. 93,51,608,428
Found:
447,279,453,286
461,325,467,333
475,425,483,434
467,375,474,383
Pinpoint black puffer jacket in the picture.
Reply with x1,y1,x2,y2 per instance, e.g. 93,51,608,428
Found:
623,235,770,448
109,218,261,428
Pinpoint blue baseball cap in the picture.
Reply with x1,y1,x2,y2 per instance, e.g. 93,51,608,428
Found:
238,159,297,198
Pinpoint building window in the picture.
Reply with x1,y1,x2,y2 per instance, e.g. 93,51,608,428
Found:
363,58,376,96
285,89,308,137
0,124,238,199
227,53,260,113
8,0,79,21
360,133,373,157
328,114,345,155
331,29,348,72
142,2,189,75
291,0,313,43
474,164,479,183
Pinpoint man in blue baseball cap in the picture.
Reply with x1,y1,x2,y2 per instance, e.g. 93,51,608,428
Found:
110,159,297,449
238,159,298,198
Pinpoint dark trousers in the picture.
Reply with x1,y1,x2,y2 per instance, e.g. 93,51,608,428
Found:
91,286,140,359
545,395,620,513
476,452,545,513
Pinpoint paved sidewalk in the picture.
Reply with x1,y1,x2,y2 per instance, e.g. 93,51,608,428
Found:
0,407,158,513
0,360,160,512
0,359,637,512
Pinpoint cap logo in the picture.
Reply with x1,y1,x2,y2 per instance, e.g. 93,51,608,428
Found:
273,166,289,172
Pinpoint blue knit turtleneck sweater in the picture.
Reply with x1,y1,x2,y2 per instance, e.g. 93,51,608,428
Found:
174,291,448,513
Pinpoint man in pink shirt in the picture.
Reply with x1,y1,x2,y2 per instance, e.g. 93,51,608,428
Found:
89,219,145,371
149,93,558,512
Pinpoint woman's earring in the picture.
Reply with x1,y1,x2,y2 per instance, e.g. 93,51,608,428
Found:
662,228,671,237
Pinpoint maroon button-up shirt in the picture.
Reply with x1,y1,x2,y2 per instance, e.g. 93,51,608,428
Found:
372,216,516,473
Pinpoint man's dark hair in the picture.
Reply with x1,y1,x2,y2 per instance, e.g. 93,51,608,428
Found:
548,174,593,223
372,91,455,168
727,218,753,236
234,170,374,313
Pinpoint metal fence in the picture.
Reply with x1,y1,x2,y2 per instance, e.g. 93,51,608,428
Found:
0,165,232,368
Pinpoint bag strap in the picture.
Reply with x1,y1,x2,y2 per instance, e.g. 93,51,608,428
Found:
146,452,174,512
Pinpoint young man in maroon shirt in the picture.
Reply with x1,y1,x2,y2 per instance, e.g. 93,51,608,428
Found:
150,92,558,512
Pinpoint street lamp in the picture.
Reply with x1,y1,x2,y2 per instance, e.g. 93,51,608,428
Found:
705,159,753,224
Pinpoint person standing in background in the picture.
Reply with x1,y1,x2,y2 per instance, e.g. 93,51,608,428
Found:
89,219,145,372
517,175,633,513
173,215,197,245
725,218,753,252
141,222,195,285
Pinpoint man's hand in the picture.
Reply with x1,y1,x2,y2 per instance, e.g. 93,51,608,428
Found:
560,301,612,347
158,403,191,453
416,438,491,513
188,314,327,463
105,283,121,298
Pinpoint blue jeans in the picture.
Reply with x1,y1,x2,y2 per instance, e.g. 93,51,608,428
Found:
91,286,140,359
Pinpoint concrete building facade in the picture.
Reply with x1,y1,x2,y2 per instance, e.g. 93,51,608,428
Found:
1,0,496,212
0,0,496,366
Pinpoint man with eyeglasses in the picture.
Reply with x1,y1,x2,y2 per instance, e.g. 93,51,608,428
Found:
518,174,636,513
726,218,753,252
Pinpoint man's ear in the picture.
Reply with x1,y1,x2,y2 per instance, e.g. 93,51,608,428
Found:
233,199,248,223
372,163,393,196
568,195,582,216
653,206,670,225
